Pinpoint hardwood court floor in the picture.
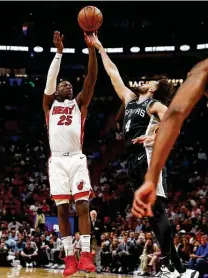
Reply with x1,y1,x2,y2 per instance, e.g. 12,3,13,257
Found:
0,267,154,278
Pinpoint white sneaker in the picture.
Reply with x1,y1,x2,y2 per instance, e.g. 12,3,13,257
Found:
29,263,33,267
155,266,180,278
58,265,65,269
180,269,199,278
51,264,59,269
26,263,30,268
45,263,53,268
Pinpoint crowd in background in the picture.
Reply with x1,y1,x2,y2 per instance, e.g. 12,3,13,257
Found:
0,77,208,277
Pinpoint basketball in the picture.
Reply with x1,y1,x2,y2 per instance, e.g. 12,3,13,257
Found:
78,6,103,32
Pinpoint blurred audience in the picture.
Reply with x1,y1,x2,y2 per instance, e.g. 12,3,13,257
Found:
0,77,207,276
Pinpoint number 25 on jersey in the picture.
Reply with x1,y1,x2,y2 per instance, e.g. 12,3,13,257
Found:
125,119,131,132
57,115,72,126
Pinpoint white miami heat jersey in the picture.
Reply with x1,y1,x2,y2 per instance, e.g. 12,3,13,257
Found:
47,99,85,153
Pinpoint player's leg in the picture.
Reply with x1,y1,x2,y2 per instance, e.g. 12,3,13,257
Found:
56,202,73,255
141,148,199,278
130,152,180,277
148,196,185,271
49,157,78,276
71,154,95,272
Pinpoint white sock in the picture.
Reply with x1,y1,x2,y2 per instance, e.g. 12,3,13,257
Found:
62,236,74,256
80,235,91,253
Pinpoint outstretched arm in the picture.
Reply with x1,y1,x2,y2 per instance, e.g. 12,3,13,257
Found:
43,31,64,113
145,66,208,186
91,34,135,104
132,59,208,219
76,33,98,107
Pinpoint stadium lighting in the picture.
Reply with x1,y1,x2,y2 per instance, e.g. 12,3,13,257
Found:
145,46,175,52
105,48,123,53
50,47,75,53
0,45,29,51
180,45,190,51
130,47,140,53
197,44,208,50
82,48,89,54
34,46,43,53
63,48,75,53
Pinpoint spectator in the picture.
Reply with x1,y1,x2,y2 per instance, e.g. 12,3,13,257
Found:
20,240,38,267
139,238,160,276
179,236,192,264
100,241,111,272
188,235,208,274
73,232,81,261
174,235,182,253
8,218,22,232
0,241,9,266
90,210,103,273
116,233,136,274
46,232,62,268
36,235,49,266
34,208,45,232
15,236,26,260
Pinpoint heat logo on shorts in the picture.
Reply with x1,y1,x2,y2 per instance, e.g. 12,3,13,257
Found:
77,181,84,191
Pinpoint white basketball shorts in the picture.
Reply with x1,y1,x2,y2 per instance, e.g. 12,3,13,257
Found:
48,152,93,203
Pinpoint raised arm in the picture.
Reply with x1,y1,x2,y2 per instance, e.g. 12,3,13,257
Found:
146,67,208,186
132,58,208,218
76,33,98,107
43,31,64,113
91,33,135,104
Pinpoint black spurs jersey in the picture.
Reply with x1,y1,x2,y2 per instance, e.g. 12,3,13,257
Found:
123,97,159,155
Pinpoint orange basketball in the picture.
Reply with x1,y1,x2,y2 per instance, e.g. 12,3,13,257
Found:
78,6,103,32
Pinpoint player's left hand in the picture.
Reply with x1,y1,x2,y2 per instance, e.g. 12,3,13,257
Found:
84,31,97,48
89,32,103,49
131,181,157,218
132,135,155,145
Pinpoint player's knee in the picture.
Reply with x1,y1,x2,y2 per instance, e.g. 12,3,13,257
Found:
76,200,89,216
55,199,69,207
56,201,70,218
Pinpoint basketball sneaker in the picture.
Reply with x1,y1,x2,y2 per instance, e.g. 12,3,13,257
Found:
180,269,200,278
78,252,96,273
63,255,78,277
155,265,180,278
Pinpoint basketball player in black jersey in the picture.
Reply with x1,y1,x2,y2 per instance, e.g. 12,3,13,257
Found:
91,34,198,278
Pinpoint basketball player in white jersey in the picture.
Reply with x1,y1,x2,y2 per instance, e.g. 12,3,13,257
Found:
43,31,97,276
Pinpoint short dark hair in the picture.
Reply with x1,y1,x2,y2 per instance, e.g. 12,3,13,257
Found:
154,79,175,106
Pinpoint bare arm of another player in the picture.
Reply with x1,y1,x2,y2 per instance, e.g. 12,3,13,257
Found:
91,34,135,104
132,61,208,218
76,33,98,107
43,31,64,113
145,68,208,186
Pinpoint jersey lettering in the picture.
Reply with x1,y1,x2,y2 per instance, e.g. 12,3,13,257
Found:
57,115,72,126
48,99,83,153
52,105,75,115
125,108,145,118
123,98,159,155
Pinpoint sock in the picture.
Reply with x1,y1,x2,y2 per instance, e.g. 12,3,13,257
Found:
80,235,91,253
62,236,74,256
